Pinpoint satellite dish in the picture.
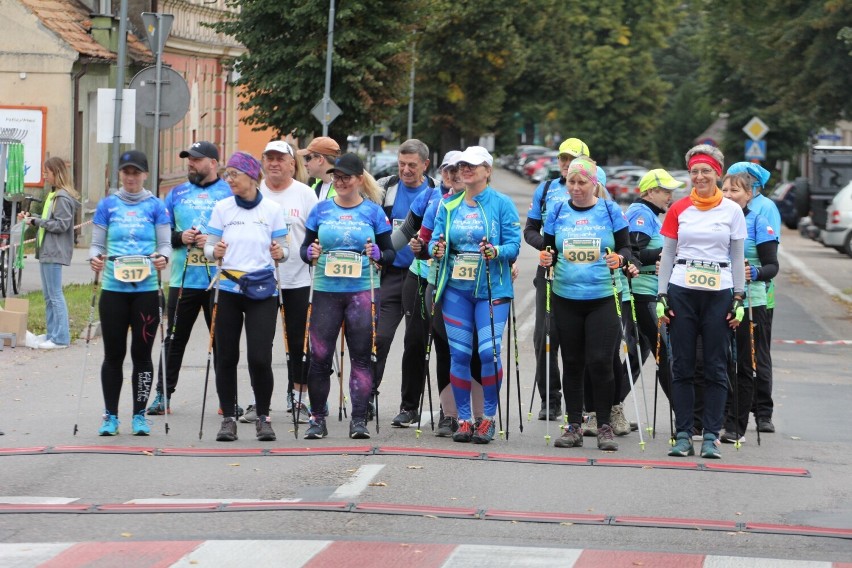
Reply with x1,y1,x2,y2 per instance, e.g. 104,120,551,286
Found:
129,66,190,130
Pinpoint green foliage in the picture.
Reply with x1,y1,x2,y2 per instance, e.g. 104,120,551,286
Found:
210,1,419,140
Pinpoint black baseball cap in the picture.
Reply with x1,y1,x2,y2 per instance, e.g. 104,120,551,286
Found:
118,150,149,172
179,141,219,160
327,153,364,176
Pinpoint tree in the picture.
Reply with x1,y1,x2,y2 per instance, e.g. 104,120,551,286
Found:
210,1,419,143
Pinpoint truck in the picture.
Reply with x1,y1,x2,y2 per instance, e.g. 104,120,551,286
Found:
795,145,852,237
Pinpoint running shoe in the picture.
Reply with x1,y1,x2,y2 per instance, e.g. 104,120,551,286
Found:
435,416,459,437
292,401,310,424
471,417,496,444
610,403,631,436
700,433,722,459
452,420,473,443
537,397,563,421
349,419,371,439
757,418,775,433
286,391,294,413
216,417,238,442
132,412,151,436
146,391,171,415
37,340,68,350
720,430,745,444
256,415,276,441
583,412,598,436
98,412,119,436
304,417,328,439
597,423,618,451
668,431,695,457
239,404,258,423
391,409,418,428
554,423,583,448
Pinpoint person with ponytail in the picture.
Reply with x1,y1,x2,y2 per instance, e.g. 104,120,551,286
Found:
657,144,746,459
19,157,80,349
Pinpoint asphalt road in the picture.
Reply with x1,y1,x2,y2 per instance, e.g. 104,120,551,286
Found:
1,168,851,562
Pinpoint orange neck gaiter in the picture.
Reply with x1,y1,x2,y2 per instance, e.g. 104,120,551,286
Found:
690,187,723,211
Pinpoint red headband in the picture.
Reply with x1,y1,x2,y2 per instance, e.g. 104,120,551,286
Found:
688,154,722,176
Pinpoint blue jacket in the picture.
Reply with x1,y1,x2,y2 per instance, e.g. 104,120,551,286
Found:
429,186,521,302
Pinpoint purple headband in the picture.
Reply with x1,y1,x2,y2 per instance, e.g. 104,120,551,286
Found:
226,151,262,181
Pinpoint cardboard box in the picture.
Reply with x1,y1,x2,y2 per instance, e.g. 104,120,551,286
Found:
0,298,28,347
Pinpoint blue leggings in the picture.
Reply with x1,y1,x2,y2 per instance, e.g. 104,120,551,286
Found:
441,286,509,421
306,290,376,421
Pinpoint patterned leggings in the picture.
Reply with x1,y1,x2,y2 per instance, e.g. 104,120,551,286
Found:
441,286,509,421
306,290,377,421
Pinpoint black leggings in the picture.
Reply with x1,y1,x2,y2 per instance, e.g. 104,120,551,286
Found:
99,290,160,416
157,287,213,395
553,295,621,426
215,291,278,418
281,286,310,391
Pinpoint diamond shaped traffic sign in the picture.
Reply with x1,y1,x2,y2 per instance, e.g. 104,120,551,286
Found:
743,116,769,141
312,98,342,126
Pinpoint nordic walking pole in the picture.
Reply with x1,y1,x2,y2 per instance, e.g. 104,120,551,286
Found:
510,299,523,433
665,325,676,446
297,240,318,438
274,255,291,413
481,237,505,440
367,238,380,433
626,268,653,435
416,237,444,438
747,277,760,446
730,328,741,450
155,260,170,434
73,255,102,435
606,249,645,450
653,318,663,440
544,246,553,444
199,258,222,440
157,227,193,417
337,324,346,421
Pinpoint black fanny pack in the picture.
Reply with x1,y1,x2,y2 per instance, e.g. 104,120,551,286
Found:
223,268,277,300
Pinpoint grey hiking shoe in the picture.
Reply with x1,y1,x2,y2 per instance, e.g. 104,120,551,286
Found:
239,404,258,423
216,417,238,442
583,412,598,436
554,423,584,448
597,424,618,451
610,403,631,436
435,416,459,437
256,415,276,441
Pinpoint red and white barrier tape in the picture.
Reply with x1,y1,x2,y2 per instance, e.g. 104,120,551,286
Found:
773,339,852,346
0,220,92,251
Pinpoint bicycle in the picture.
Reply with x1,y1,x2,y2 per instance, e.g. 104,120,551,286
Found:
1,195,42,298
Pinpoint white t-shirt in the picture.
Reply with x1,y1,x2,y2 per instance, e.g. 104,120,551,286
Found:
260,179,318,288
661,196,747,290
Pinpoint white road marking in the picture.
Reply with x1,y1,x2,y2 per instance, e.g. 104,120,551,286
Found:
172,540,331,567
0,496,79,504
778,245,852,304
329,464,385,499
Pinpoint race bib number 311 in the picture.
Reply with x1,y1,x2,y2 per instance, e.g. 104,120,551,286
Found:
563,238,601,263
325,251,363,278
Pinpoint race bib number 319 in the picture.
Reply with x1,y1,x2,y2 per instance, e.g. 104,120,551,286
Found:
452,253,479,281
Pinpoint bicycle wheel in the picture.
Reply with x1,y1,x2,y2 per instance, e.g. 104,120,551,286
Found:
11,260,22,295
0,246,7,298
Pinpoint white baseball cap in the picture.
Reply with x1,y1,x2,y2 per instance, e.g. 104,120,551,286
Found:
263,141,294,156
439,150,462,170
456,146,493,167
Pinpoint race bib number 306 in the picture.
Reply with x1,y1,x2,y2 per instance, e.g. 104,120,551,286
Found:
452,253,479,281
563,238,601,263
685,263,721,290
113,256,152,283
325,251,363,278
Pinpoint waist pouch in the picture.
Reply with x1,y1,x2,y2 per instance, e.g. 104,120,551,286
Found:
223,268,277,300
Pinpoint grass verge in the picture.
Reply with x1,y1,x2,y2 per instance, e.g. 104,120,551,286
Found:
15,284,96,340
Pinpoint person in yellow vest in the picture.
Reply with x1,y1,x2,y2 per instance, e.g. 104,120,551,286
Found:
19,157,80,349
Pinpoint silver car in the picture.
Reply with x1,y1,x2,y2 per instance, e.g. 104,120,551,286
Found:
820,180,852,257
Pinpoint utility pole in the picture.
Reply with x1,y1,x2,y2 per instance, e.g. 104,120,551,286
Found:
109,0,129,192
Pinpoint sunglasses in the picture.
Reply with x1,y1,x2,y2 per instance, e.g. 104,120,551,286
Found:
304,154,322,163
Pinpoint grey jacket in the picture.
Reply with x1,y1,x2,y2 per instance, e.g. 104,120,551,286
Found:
33,189,79,265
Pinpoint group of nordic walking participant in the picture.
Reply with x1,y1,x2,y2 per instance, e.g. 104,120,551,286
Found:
75,134,779,459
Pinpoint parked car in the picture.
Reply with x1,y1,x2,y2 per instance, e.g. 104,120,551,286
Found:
510,145,551,175
605,169,647,204
769,181,800,230
820,180,852,257
523,151,559,180
532,162,562,184
368,151,398,179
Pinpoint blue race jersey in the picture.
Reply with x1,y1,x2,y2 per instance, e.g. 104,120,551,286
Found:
306,199,392,293
93,194,170,293
544,199,627,301
743,209,777,308
527,177,568,226
389,178,430,269
164,179,232,289
408,185,443,279
626,200,664,296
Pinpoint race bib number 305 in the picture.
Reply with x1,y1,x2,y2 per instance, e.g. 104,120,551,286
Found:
325,251,363,278
563,238,601,263
685,263,721,290
452,253,479,281
186,247,208,266
113,256,152,283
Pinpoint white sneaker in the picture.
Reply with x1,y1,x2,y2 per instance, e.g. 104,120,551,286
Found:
38,340,68,350
35,334,47,344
